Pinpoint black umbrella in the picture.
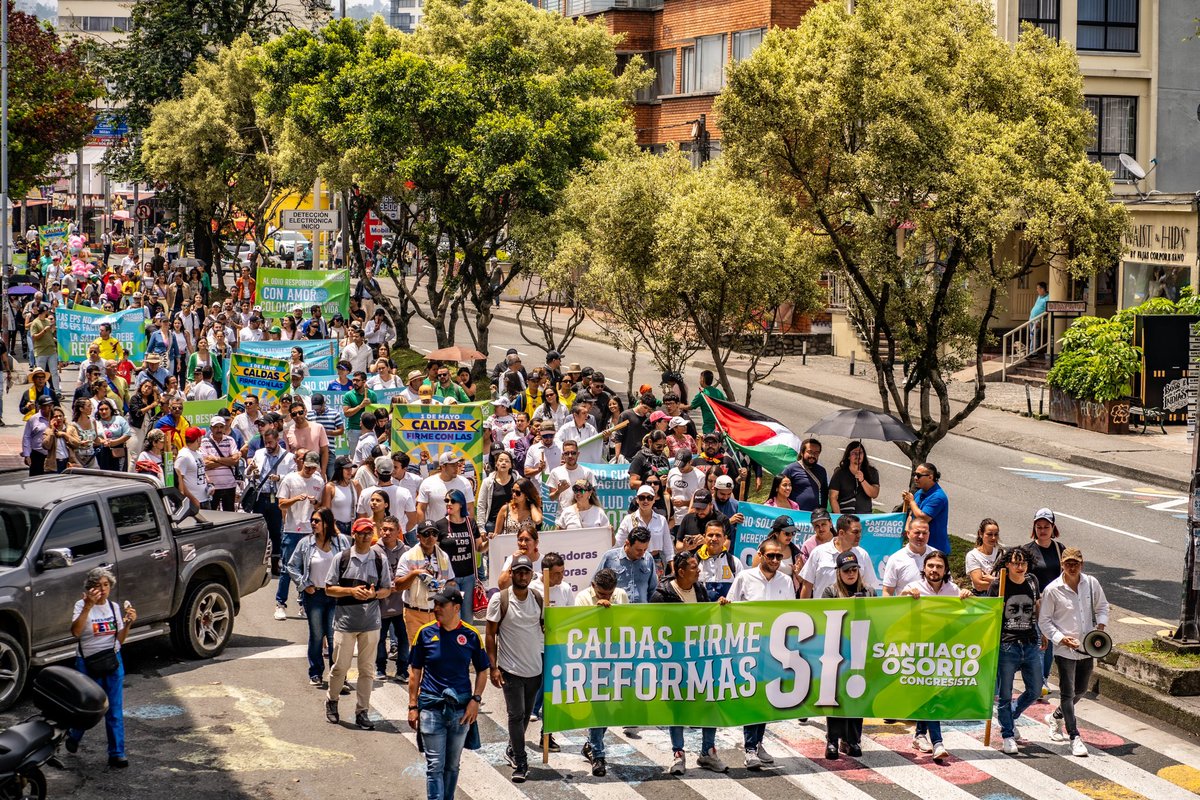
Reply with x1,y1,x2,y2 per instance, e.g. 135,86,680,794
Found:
805,408,918,443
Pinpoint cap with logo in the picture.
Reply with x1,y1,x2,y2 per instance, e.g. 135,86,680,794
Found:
439,451,463,465
351,518,376,535
636,484,656,497
1061,547,1084,563
836,550,861,571
303,451,321,466
510,554,535,573
433,587,464,606
714,475,735,490
811,508,832,524
1033,507,1056,524
669,416,687,429
771,514,799,534
691,489,712,506
416,520,440,538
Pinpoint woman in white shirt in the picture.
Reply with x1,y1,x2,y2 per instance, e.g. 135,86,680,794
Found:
965,518,1001,596
557,480,611,533
367,357,400,390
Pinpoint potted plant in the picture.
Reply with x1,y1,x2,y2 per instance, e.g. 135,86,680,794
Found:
1046,316,1140,434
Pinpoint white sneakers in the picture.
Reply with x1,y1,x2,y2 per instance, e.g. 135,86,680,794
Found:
744,750,762,770
931,743,949,761
913,732,933,752
1002,737,1018,755
1071,736,1088,757
273,605,287,621
1046,711,1066,742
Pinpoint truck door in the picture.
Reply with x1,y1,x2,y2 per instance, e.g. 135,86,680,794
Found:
104,491,177,624
30,502,112,652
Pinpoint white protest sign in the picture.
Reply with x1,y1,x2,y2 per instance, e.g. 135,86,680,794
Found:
280,209,342,231
488,527,612,594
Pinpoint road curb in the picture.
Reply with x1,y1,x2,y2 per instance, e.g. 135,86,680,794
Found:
494,308,1189,491
1091,664,1200,735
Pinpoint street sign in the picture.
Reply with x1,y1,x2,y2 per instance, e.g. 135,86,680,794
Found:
136,204,152,220
1046,300,1087,313
280,209,341,231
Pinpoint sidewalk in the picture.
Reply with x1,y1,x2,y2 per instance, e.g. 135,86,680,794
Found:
493,306,1193,491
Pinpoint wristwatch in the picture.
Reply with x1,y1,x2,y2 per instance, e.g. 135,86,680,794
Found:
470,694,483,704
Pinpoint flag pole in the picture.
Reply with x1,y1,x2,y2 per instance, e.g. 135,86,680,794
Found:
701,394,751,501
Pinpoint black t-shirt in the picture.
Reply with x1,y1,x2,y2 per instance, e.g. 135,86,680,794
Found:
1022,540,1063,593
487,477,513,526
616,409,650,455
828,464,880,514
989,575,1040,644
628,447,670,483
675,510,730,543
438,518,476,578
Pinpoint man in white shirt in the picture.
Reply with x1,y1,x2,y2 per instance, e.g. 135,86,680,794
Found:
394,520,456,646
799,514,878,599
199,415,240,512
239,314,265,343
175,427,211,512
576,568,627,778
723,538,792,770
554,402,604,464
416,452,476,523
276,451,328,619
1038,547,1109,758
881,518,931,596
341,327,372,375
523,421,561,478
530,552,575,606
187,365,219,401
357,456,417,532
547,440,594,507
353,412,379,466
398,370,425,404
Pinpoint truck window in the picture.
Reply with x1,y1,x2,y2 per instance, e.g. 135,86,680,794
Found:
108,494,160,549
43,504,107,561
0,506,48,567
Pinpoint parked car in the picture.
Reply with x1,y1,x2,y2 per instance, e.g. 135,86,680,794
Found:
0,470,271,710
270,230,311,264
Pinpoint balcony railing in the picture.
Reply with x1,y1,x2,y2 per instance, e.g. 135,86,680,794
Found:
565,0,662,16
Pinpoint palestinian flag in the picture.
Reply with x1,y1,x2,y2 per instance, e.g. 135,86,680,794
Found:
700,395,802,475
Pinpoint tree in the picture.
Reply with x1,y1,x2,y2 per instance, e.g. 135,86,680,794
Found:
654,162,824,404
6,4,101,198
717,0,1127,464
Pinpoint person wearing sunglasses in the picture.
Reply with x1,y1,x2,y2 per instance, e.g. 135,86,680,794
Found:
522,420,561,479
617,484,672,574
286,508,350,688
395,520,456,652
493,477,543,538
721,538,793,769
557,479,610,534
901,461,950,555
821,550,871,759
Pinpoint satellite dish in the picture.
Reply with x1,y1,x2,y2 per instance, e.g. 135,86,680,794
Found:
1119,153,1146,180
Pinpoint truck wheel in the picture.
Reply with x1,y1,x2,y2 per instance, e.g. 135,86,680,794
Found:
171,582,234,659
0,632,29,712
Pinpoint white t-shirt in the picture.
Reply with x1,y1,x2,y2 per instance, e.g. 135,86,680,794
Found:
524,441,561,476
800,542,878,599
882,546,928,593
902,578,960,597
73,599,125,657
417,474,476,523
189,381,218,401
367,374,400,390
558,504,609,531
353,432,379,466
667,466,704,507
308,545,340,591
356,482,416,521
965,547,998,580
727,567,795,602
547,463,595,507
530,579,575,607
616,512,673,557
485,588,544,678
280,471,327,533
174,447,210,504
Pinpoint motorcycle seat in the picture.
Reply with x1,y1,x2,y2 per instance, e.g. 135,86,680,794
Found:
0,721,55,772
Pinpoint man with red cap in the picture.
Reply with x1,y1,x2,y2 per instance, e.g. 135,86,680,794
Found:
174,427,211,511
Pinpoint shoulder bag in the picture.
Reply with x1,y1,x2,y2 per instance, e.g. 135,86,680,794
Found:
80,601,121,676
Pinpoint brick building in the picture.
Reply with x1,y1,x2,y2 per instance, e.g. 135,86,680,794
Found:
566,0,816,160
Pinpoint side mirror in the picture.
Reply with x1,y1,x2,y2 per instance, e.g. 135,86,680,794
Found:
39,548,74,571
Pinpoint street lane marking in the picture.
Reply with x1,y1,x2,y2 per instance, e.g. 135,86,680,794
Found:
1051,512,1159,544
872,456,912,471
714,726,881,800
1157,765,1200,793
1075,698,1200,768
1115,616,1172,627
611,727,765,800
1066,778,1149,800
1116,585,1165,601
940,730,1094,800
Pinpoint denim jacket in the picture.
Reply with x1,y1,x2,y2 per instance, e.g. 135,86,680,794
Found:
287,534,352,592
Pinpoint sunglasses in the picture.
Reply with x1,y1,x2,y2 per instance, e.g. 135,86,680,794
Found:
438,373,449,379
512,489,524,496
637,496,654,502
418,531,436,539
913,471,931,478
541,433,554,438
763,553,784,561
291,410,306,417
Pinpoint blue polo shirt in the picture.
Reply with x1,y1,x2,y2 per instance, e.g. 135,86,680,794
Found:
915,483,950,554
410,620,489,696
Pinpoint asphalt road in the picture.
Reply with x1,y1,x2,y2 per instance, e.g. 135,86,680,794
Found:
407,311,1189,629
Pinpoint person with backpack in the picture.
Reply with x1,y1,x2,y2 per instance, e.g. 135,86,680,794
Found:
324,517,392,730
694,518,741,600
484,554,543,784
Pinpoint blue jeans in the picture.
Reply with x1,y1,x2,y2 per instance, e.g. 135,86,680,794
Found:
743,723,767,751
275,533,305,607
69,653,125,758
421,708,470,800
915,720,943,746
670,726,716,754
588,727,608,760
454,574,476,624
377,614,409,676
302,589,336,680
997,641,1042,739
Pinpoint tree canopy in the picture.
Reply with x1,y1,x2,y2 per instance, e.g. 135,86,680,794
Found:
717,0,1127,463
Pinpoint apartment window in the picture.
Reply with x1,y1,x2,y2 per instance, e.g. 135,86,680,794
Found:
681,34,726,93
1017,0,1058,38
732,28,765,62
1084,95,1137,180
1077,0,1137,52
652,50,676,98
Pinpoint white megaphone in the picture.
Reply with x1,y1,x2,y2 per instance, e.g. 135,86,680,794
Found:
1080,629,1112,659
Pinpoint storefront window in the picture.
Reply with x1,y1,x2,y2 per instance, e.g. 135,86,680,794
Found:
1122,262,1190,308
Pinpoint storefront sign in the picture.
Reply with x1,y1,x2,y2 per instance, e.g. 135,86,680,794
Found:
1125,223,1191,265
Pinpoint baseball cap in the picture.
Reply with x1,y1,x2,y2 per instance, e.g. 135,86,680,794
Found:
703,432,722,443
439,451,463,465
418,385,434,397
36,394,54,406
303,451,321,466
546,350,562,361
811,508,832,524
539,420,556,433
510,554,535,573
494,397,511,408
416,520,440,538
432,587,464,606
1033,508,1055,524
311,393,326,406
351,518,375,535
692,489,712,506
669,416,687,429
636,484,656,497
1061,547,1084,563
836,551,861,571
649,410,669,423
184,426,204,443
209,415,227,427
374,455,394,474
714,475,735,490
771,514,799,534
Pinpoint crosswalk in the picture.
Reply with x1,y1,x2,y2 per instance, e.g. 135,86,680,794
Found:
367,682,1200,800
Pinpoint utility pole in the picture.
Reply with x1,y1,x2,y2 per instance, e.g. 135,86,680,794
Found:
1,0,9,305
690,114,710,167
1170,361,1200,651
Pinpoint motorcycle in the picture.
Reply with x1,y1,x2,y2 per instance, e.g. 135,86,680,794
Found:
0,666,108,800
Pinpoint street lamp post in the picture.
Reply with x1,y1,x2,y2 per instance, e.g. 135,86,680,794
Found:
1170,376,1200,651
1,0,10,305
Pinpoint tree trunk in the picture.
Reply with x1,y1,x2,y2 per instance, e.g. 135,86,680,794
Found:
625,338,639,407
471,300,493,384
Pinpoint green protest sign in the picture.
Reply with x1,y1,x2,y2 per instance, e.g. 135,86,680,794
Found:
226,353,289,409
182,400,230,432
254,267,349,320
542,597,1001,733
389,401,491,480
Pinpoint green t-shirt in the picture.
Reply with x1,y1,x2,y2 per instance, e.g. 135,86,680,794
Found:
343,387,379,428
690,385,726,435
31,316,57,357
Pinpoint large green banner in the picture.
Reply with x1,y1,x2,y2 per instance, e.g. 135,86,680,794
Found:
254,267,349,320
389,401,490,480
226,353,289,408
542,597,1001,733
55,305,146,363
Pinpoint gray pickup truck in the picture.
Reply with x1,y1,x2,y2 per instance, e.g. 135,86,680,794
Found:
0,468,270,710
